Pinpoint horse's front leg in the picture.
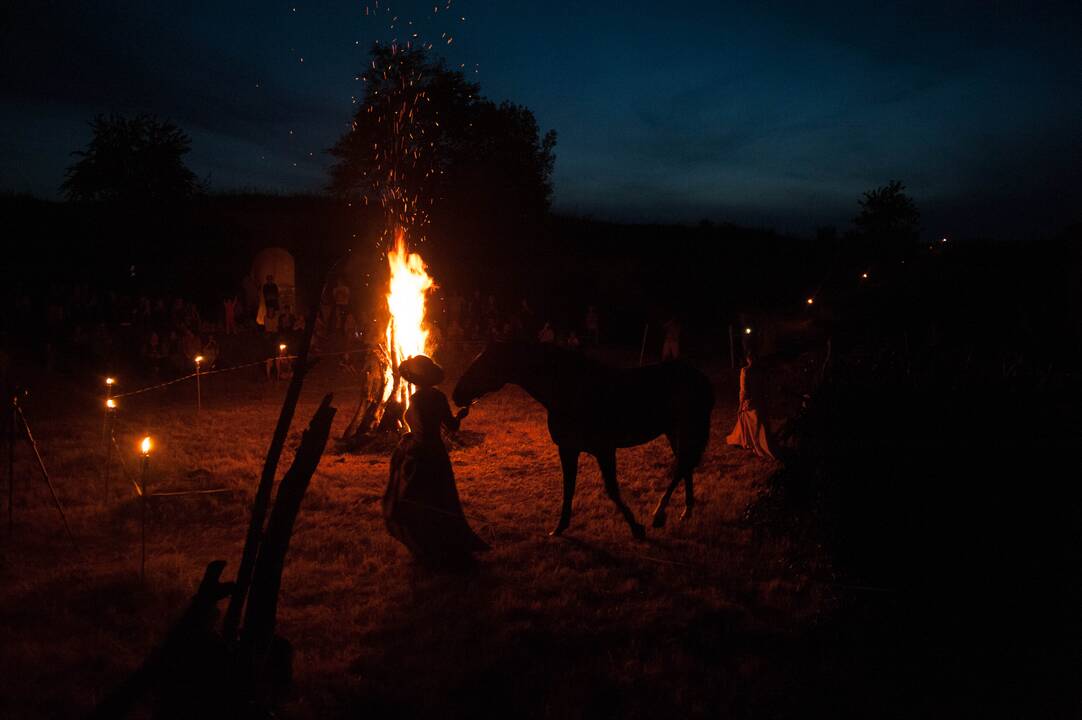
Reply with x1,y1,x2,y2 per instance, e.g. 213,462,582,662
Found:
551,445,578,536
596,448,646,540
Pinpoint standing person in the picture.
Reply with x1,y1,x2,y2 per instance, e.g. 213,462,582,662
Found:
725,353,777,460
202,335,220,368
662,316,681,361
142,331,165,378
518,298,537,340
585,305,600,346
343,312,357,344
280,305,296,336
466,290,481,339
223,295,238,335
383,355,489,567
538,321,556,344
447,292,464,327
263,306,280,379
262,275,280,319
333,277,351,335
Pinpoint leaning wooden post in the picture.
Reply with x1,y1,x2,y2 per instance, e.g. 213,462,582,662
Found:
638,323,649,367
222,311,316,638
242,394,336,666
222,263,332,640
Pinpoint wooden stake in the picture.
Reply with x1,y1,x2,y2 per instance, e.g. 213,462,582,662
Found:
7,401,13,537
140,455,148,582
14,403,75,548
103,416,112,503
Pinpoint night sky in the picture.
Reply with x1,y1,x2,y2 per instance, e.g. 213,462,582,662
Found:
1,1,1079,238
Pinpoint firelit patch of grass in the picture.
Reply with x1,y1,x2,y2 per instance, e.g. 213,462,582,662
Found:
0,361,827,718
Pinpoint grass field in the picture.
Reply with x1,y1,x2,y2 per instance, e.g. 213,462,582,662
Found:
0,352,845,718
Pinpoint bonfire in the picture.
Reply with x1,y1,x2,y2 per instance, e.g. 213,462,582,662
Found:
382,226,434,409
341,226,434,445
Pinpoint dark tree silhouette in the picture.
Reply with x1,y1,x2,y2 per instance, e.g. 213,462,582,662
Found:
62,114,199,202
853,180,920,258
328,44,556,251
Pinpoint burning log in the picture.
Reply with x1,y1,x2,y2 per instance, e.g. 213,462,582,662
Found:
340,344,396,447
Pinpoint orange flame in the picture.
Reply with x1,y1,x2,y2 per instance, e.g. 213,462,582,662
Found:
383,226,433,407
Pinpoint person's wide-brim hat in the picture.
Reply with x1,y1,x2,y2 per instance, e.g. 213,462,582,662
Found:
398,355,444,386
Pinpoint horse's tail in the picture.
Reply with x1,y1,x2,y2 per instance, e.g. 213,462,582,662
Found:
679,365,715,470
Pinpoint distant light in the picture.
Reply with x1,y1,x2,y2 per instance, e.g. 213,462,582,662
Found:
744,327,752,335
941,237,948,243
140,436,152,456
194,355,204,364
279,343,287,352
106,398,117,409
105,377,115,386
806,297,815,305
861,272,869,279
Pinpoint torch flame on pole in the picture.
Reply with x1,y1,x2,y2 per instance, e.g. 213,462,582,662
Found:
383,226,433,407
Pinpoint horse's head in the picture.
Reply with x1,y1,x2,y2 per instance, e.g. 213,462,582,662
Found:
452,341,516,408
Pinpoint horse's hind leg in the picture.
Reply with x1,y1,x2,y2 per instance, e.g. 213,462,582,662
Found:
651,462,681,528
551,445,579,536
652,432,683,528
596,448,646,540
680,471,694,520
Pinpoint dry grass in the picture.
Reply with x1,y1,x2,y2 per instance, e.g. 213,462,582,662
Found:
0,357,833,718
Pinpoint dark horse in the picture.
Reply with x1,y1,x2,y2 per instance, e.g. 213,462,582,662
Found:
453,341,714,539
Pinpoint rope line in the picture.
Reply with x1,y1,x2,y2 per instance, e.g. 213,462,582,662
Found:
112,348,363,399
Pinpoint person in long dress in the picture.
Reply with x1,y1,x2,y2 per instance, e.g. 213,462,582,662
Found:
383,355,489,566
725,353,777,460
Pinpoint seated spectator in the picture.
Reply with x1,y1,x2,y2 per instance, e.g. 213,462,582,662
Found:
202,335,220,368
180,326,201,362
280,306,296,337
142,330,165,377
344,312,357,343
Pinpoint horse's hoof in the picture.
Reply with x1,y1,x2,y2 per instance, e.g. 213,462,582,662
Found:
631,523,647,540
549,523,569,537
651,511,666,529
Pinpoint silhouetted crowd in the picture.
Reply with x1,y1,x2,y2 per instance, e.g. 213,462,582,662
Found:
0,276,616,387
1,281,243,380
429,290,598,350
